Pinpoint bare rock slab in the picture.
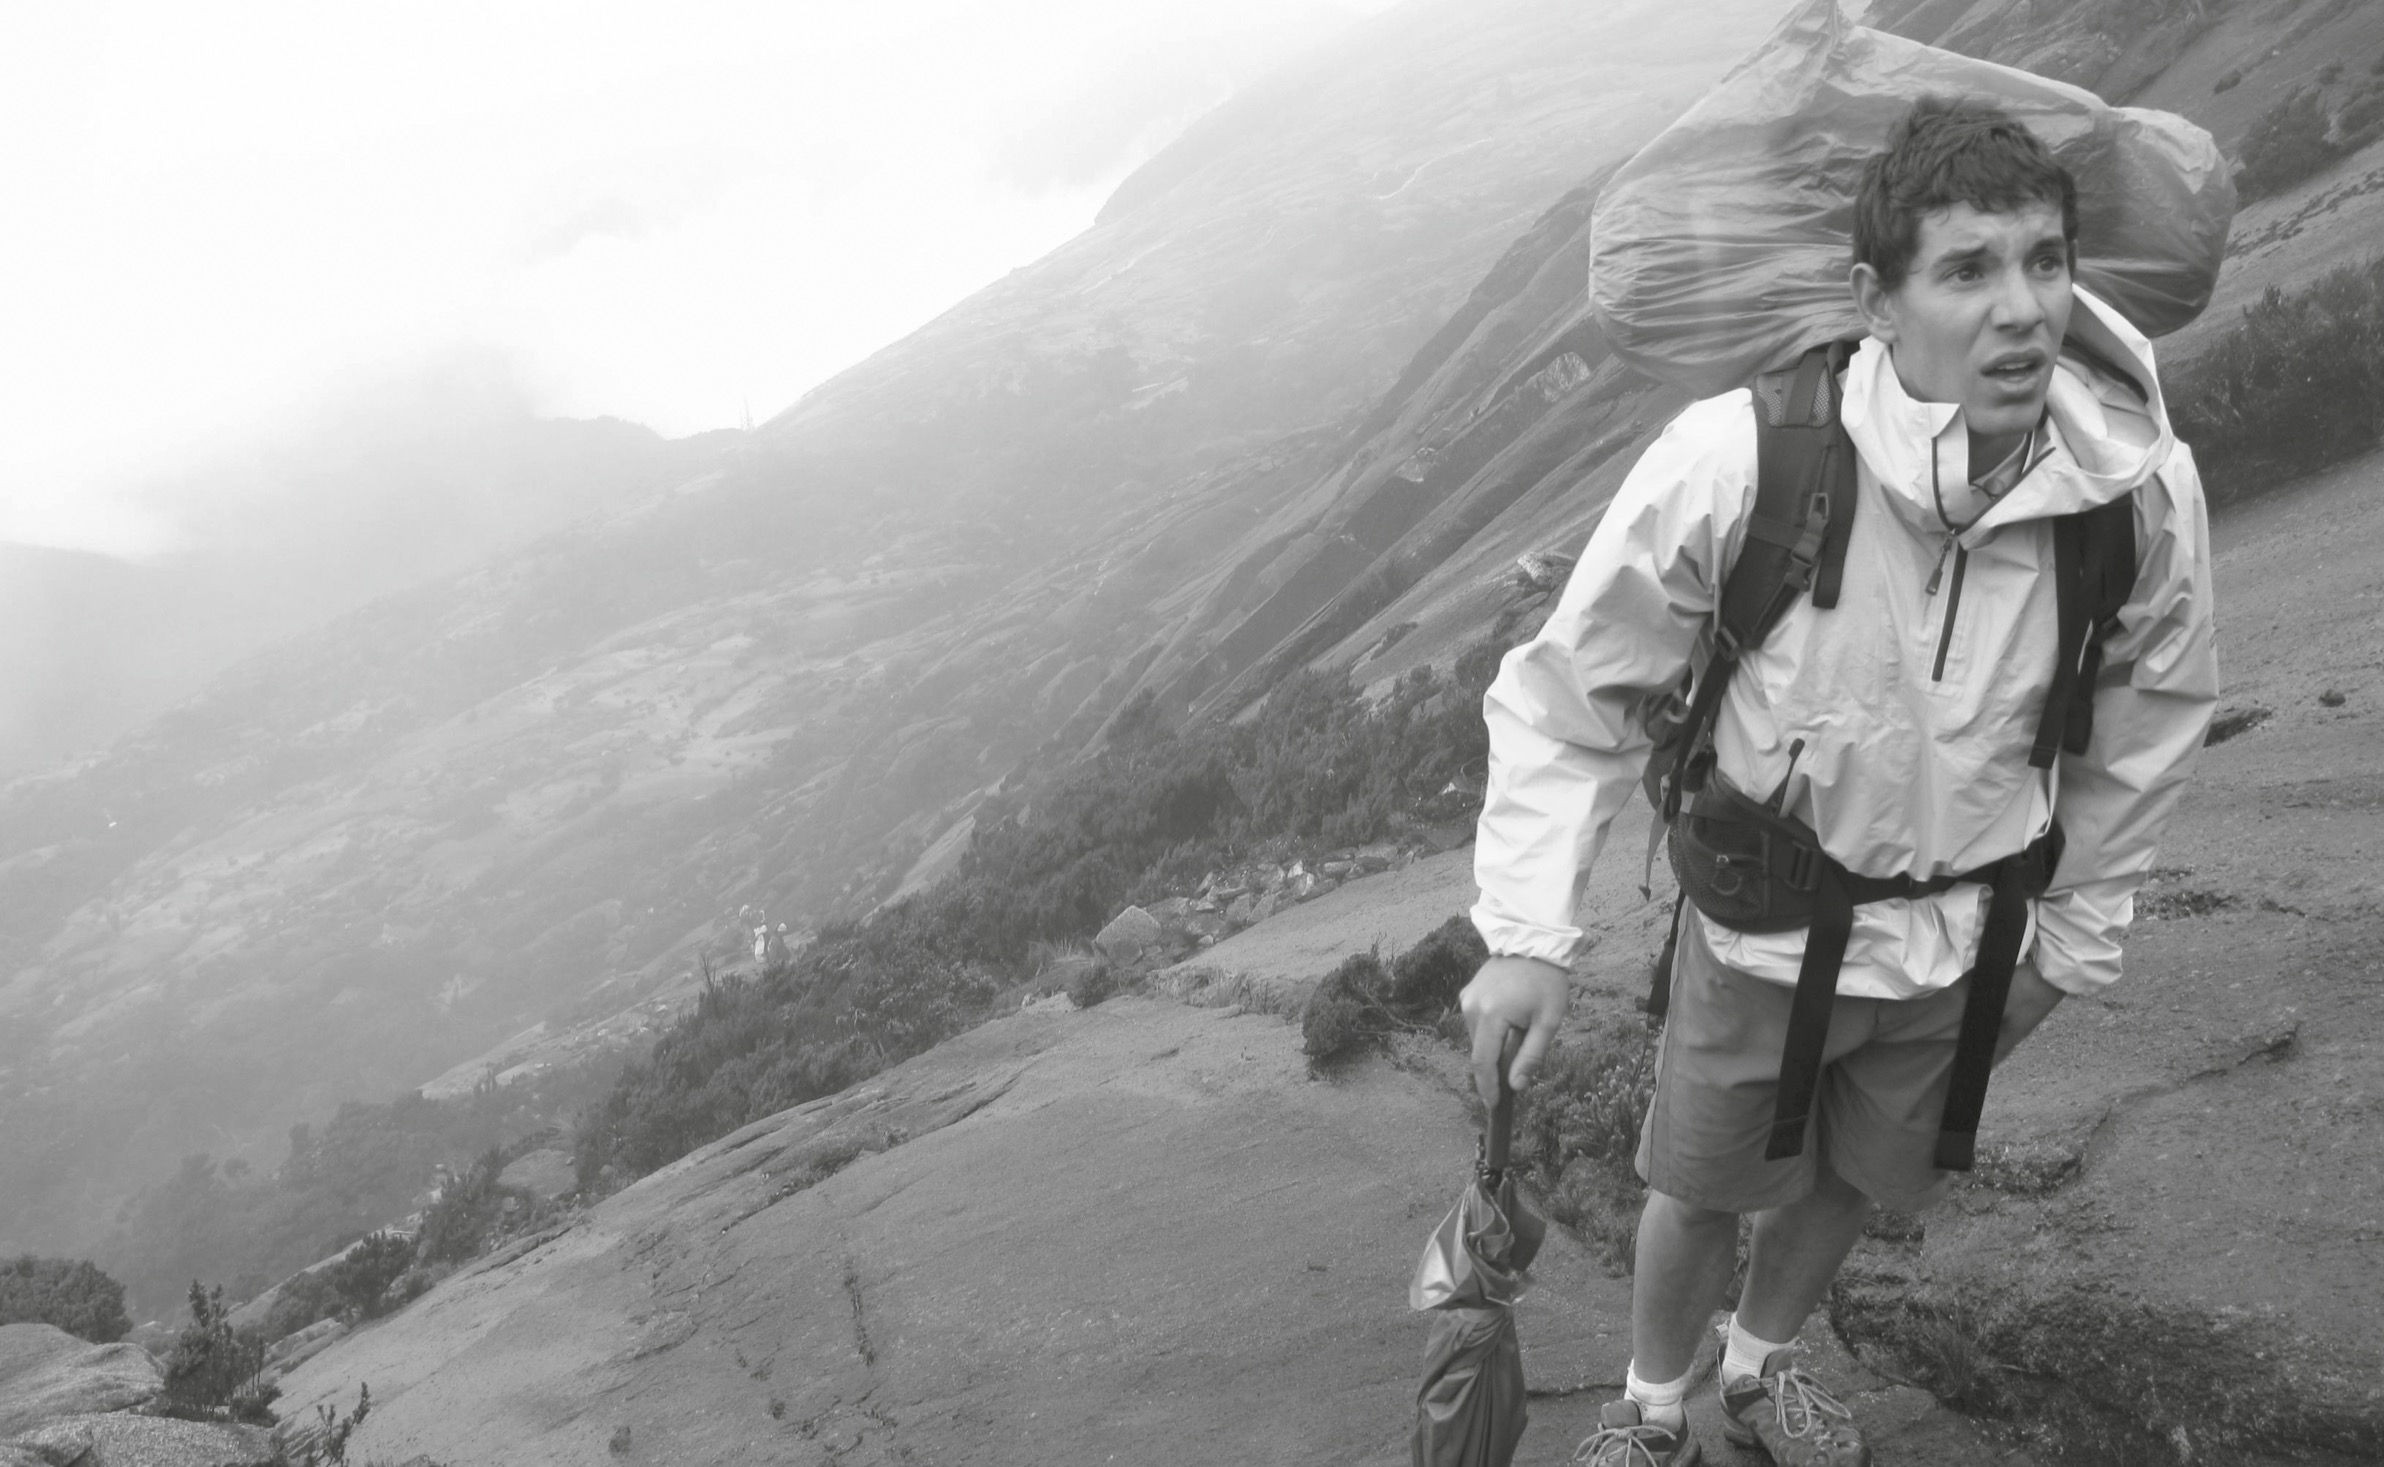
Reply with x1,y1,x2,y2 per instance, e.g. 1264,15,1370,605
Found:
3,1414,274,1467
0,1326,161,1438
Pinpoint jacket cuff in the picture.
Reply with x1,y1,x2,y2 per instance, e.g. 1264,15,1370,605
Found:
2030,889,2126,996
1467,901,1583,967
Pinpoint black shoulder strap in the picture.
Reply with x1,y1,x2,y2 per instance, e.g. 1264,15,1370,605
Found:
1659,341,1858,819
2030,492,2139,767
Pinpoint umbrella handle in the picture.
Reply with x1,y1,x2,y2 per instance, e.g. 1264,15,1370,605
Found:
1484,1029,1520,1182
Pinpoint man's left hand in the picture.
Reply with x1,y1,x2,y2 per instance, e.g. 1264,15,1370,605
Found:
1993,961,2065,1067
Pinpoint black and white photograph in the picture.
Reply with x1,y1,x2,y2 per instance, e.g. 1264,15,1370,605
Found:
1,1,2378,1462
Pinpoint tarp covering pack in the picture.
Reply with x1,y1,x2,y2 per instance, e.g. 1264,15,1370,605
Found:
1410,1080,1546,1467
1588,0,2235,398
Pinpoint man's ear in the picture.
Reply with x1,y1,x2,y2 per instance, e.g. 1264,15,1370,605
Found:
1849,262,1898,345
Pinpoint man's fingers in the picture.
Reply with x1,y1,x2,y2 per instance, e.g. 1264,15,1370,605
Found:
1508,1012,1559,1093
1470,1014,1513,1111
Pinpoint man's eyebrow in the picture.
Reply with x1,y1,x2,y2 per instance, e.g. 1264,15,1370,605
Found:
1929,243,1992,269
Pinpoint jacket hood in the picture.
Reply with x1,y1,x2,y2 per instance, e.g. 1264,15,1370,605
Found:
1839,285,2174,545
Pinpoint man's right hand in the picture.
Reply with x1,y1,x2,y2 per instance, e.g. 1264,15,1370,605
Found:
1459,954,1571,1111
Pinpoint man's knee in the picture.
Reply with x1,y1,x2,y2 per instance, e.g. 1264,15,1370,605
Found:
1643,1188,1740,1239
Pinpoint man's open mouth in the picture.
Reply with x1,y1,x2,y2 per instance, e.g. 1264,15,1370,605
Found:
1983,351,2048,387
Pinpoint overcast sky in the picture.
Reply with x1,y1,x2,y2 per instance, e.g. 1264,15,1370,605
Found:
0,0,1390,557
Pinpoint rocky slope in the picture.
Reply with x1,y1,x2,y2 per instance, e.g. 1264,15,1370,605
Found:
265,944,2017,1467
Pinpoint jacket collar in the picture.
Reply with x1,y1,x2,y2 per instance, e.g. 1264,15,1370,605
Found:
1838,285,2173,545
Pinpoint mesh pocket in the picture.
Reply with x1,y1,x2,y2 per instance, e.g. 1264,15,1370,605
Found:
1667,784,1824,934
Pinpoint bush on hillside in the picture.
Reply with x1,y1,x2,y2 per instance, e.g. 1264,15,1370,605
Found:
1389,915,1489,1015
416,1149,548,1265
2234,87,2338,203
1065,955,1121,1009
1302,918,1496,1068
0,1255,131,1343
1301,950,1396,1066
159,1283,276,1426
323,1232,415,1320
2170,254,2384,499
259,1269,344,1346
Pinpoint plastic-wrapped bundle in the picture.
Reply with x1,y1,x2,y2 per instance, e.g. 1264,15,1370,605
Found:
1589,0,2236,399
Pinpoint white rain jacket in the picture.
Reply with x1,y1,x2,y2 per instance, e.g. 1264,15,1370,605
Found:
1471,288,2218,998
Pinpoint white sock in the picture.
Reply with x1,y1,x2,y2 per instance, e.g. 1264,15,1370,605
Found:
1724,1313,1795,1383
1625,1361,1694,1429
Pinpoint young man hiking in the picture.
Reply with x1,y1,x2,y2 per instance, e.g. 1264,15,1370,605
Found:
1461,99,2217,1466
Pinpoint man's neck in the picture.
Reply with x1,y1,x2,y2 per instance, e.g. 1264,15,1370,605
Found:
1967,427,2029,477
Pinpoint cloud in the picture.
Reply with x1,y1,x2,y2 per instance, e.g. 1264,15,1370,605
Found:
527,197,654,263
0,0,1395,557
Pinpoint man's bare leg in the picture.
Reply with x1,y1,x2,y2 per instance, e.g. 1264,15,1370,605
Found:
1735,1167,1874,1344
1631,1169,1875,1380
1629,1191,1742,1381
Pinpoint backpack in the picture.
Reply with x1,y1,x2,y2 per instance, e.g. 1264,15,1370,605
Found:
1637,340,2140,1169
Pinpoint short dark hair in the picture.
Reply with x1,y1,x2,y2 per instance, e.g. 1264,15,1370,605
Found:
1853,96,2078,291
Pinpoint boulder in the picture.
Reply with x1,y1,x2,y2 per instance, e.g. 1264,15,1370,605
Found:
1093,906,1164,965
497,1146,576,1201
4,1414,275,1467
0,1325,161,1439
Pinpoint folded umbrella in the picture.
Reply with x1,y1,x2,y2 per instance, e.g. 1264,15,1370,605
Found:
1410,1058,1545,1467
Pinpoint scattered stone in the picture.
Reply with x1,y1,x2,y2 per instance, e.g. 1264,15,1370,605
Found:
1320,861,1354,879
1146,896,1193,922
2204,705,2271,745
1093,906,1164,964
1417,823,1473,854
1180,911,1229,944
2320,688,2347,707
6,1413,275,1467
0,1325,163,1439
1224,894,1259,930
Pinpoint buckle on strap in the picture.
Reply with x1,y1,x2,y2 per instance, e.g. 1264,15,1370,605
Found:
1777,837,1822,894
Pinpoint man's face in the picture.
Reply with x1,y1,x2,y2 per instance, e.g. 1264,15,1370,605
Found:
1853,200,2074,457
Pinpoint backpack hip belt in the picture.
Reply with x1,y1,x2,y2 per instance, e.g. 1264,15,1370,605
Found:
1673,776,2062,1169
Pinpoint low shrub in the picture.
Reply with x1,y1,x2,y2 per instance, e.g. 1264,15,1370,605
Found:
2170,254,2384,499
416,1149,548,1265
1301,950,1396,1065
2234,87,2338,202
1065,956,1120,1009
0,1255,130,1343
159,1283,277,1426
1389,915,1488,1014
324,1233,415,1320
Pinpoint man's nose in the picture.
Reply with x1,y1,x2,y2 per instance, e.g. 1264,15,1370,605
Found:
1988,263,2045,331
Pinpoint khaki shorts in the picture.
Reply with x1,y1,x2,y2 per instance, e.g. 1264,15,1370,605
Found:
1635,915,1967,1215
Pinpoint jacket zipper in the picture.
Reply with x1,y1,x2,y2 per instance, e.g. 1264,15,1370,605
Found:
1931,545,1968,681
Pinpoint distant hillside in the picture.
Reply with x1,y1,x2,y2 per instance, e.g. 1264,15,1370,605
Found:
0,398,737,780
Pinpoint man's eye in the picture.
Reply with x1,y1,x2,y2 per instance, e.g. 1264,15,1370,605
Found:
1951,265,1981,282
2032,253,2068,274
